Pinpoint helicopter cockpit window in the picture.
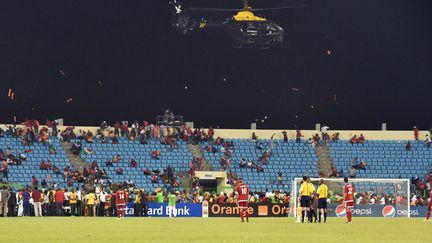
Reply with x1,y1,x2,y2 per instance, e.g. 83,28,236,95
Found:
258,22,279,35
245,22,258,35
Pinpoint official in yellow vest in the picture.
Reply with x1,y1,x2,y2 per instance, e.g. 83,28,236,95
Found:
317,179,329,223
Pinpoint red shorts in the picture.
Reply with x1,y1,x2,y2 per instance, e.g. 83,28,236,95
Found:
345,201,354,208
238,201,249,209
428,202,432,212
117,204,126,211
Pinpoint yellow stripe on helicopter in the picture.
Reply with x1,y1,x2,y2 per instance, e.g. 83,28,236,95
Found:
233,11,267,21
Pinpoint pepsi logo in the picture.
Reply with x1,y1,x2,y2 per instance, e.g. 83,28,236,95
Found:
382,205,396,217
335,205,346,217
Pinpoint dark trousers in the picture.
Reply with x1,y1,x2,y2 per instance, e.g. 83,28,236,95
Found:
134,203,141,216
43,204,49,216
7,204,16,217
71,203,77,216
55,202,63,216
109,206,117,217
77,201,82,216
141,203,147,216
98,202,105,216
49,202,55,216
87,205,94,216
23,202,30,216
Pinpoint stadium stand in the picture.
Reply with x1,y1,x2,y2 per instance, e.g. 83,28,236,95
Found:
0,137,72,187
74,137,192,192
327,140,432,193
204,139,319,192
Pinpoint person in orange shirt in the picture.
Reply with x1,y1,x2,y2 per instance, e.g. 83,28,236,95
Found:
154,126,160,139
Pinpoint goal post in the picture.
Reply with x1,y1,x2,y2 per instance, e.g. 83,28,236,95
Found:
291,178,411,218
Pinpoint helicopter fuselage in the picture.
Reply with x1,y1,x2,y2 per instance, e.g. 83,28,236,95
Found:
220,17,285,46
170,1,286,48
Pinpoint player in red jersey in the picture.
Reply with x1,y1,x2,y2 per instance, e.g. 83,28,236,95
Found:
343,177,354,223
115,186,128,219
425,192,432,221
235,178,250,222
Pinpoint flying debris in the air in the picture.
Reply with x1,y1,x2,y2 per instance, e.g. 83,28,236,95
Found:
7,88,15,100
169,0,306,49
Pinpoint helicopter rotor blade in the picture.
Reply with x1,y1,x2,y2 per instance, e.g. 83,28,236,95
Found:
188,7,244,12
252,5,308,11
188,5,307,12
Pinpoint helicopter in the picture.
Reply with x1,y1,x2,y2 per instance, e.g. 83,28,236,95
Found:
169,0,306,49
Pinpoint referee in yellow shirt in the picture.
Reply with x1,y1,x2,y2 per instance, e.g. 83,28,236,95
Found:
317,179,329,223
299,176,315,223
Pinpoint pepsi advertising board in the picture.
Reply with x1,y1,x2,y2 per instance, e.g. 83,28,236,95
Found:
125,203,203,217
329,204,426,218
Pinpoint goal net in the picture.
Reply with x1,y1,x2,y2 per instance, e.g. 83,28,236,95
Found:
291,178,411,218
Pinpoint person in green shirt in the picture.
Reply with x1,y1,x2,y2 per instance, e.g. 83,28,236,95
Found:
156,191,164,203
167,192,177,218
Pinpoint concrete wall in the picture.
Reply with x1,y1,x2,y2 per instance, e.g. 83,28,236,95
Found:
211,129,429,141
0,124,428,141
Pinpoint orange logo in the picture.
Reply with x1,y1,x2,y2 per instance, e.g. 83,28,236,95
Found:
258,205,268,216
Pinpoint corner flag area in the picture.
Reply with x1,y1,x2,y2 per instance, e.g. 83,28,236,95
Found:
1,218,429,243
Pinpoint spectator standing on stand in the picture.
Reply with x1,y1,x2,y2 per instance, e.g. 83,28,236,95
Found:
414,126,419,140
282,131,288,143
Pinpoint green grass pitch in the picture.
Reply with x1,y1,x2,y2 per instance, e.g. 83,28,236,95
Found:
1,217,429,243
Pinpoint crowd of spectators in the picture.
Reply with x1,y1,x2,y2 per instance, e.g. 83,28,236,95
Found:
2,121,432,214
0,182,292,217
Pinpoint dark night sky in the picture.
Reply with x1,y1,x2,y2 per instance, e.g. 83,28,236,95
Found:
0,0,431,130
